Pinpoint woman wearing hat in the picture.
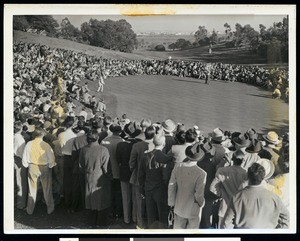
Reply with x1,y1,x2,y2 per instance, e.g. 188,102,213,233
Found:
168,142,207,229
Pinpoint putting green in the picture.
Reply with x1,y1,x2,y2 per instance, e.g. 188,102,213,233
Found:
89,75,288,136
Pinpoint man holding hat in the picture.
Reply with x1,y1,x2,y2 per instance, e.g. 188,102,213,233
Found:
168,142,207,229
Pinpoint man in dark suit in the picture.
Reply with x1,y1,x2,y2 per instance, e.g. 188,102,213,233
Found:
116,122,141,225
129,126,156,229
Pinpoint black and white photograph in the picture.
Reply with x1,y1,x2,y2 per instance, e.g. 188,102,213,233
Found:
3,4,296,234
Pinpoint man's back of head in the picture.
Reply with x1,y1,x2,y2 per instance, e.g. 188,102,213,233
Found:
144,126,156,140
247,163,266,186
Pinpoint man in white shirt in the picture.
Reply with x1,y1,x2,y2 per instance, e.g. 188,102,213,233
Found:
22,127,56,215
14,121,27,209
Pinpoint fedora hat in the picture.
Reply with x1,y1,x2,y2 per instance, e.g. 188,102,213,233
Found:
257,158,275,180
162,119,176,133
185,143,205,161
109,123,122,133
201,141,216,157
246,139,262,153
124,122,138,137
263,131,279,145
209,128,227,142
246,128,258,140
233,133,251,147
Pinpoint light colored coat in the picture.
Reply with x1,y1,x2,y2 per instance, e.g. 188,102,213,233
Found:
168,162,207,218
223,185,289,229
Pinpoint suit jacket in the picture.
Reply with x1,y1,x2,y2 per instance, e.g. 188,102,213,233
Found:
168,162,207,218
222,185,289,229
129,140,154,185
162,135,176,154
102,135,124,179
116,138,140,182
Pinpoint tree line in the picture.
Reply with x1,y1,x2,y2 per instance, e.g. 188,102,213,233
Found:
13,15,288,61
167,17,288,62
13,16,138,53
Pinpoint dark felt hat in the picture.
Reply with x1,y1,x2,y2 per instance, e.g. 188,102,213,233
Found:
109,123,122,133
246,128,258,140
124,122,137,137
185,143,205,161
233,133,251,147
246,139,262,153
201,141,216,157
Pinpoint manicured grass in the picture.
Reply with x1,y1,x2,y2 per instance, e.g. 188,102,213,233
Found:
78,75,289,136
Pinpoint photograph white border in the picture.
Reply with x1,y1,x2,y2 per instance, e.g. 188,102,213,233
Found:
3,4,297,234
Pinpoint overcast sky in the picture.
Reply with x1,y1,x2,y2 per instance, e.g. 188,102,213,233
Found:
53,14,286,34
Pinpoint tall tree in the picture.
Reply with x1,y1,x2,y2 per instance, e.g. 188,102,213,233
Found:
194,26,208,45
242,24,259,49
13,16,30,31
174,38,192,49
210,29,218,43
234,23,243,46
224,23,232,39
25,15,59,36
80,18,137,53
59,17,81,41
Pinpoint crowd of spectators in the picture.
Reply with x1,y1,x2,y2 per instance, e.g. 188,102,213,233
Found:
13,41,290,229
13,41,289,109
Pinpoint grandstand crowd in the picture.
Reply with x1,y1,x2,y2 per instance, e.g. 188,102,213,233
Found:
13,41,290,229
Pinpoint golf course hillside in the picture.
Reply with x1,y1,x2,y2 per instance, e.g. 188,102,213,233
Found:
13,30,146,60
14,30,284,66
